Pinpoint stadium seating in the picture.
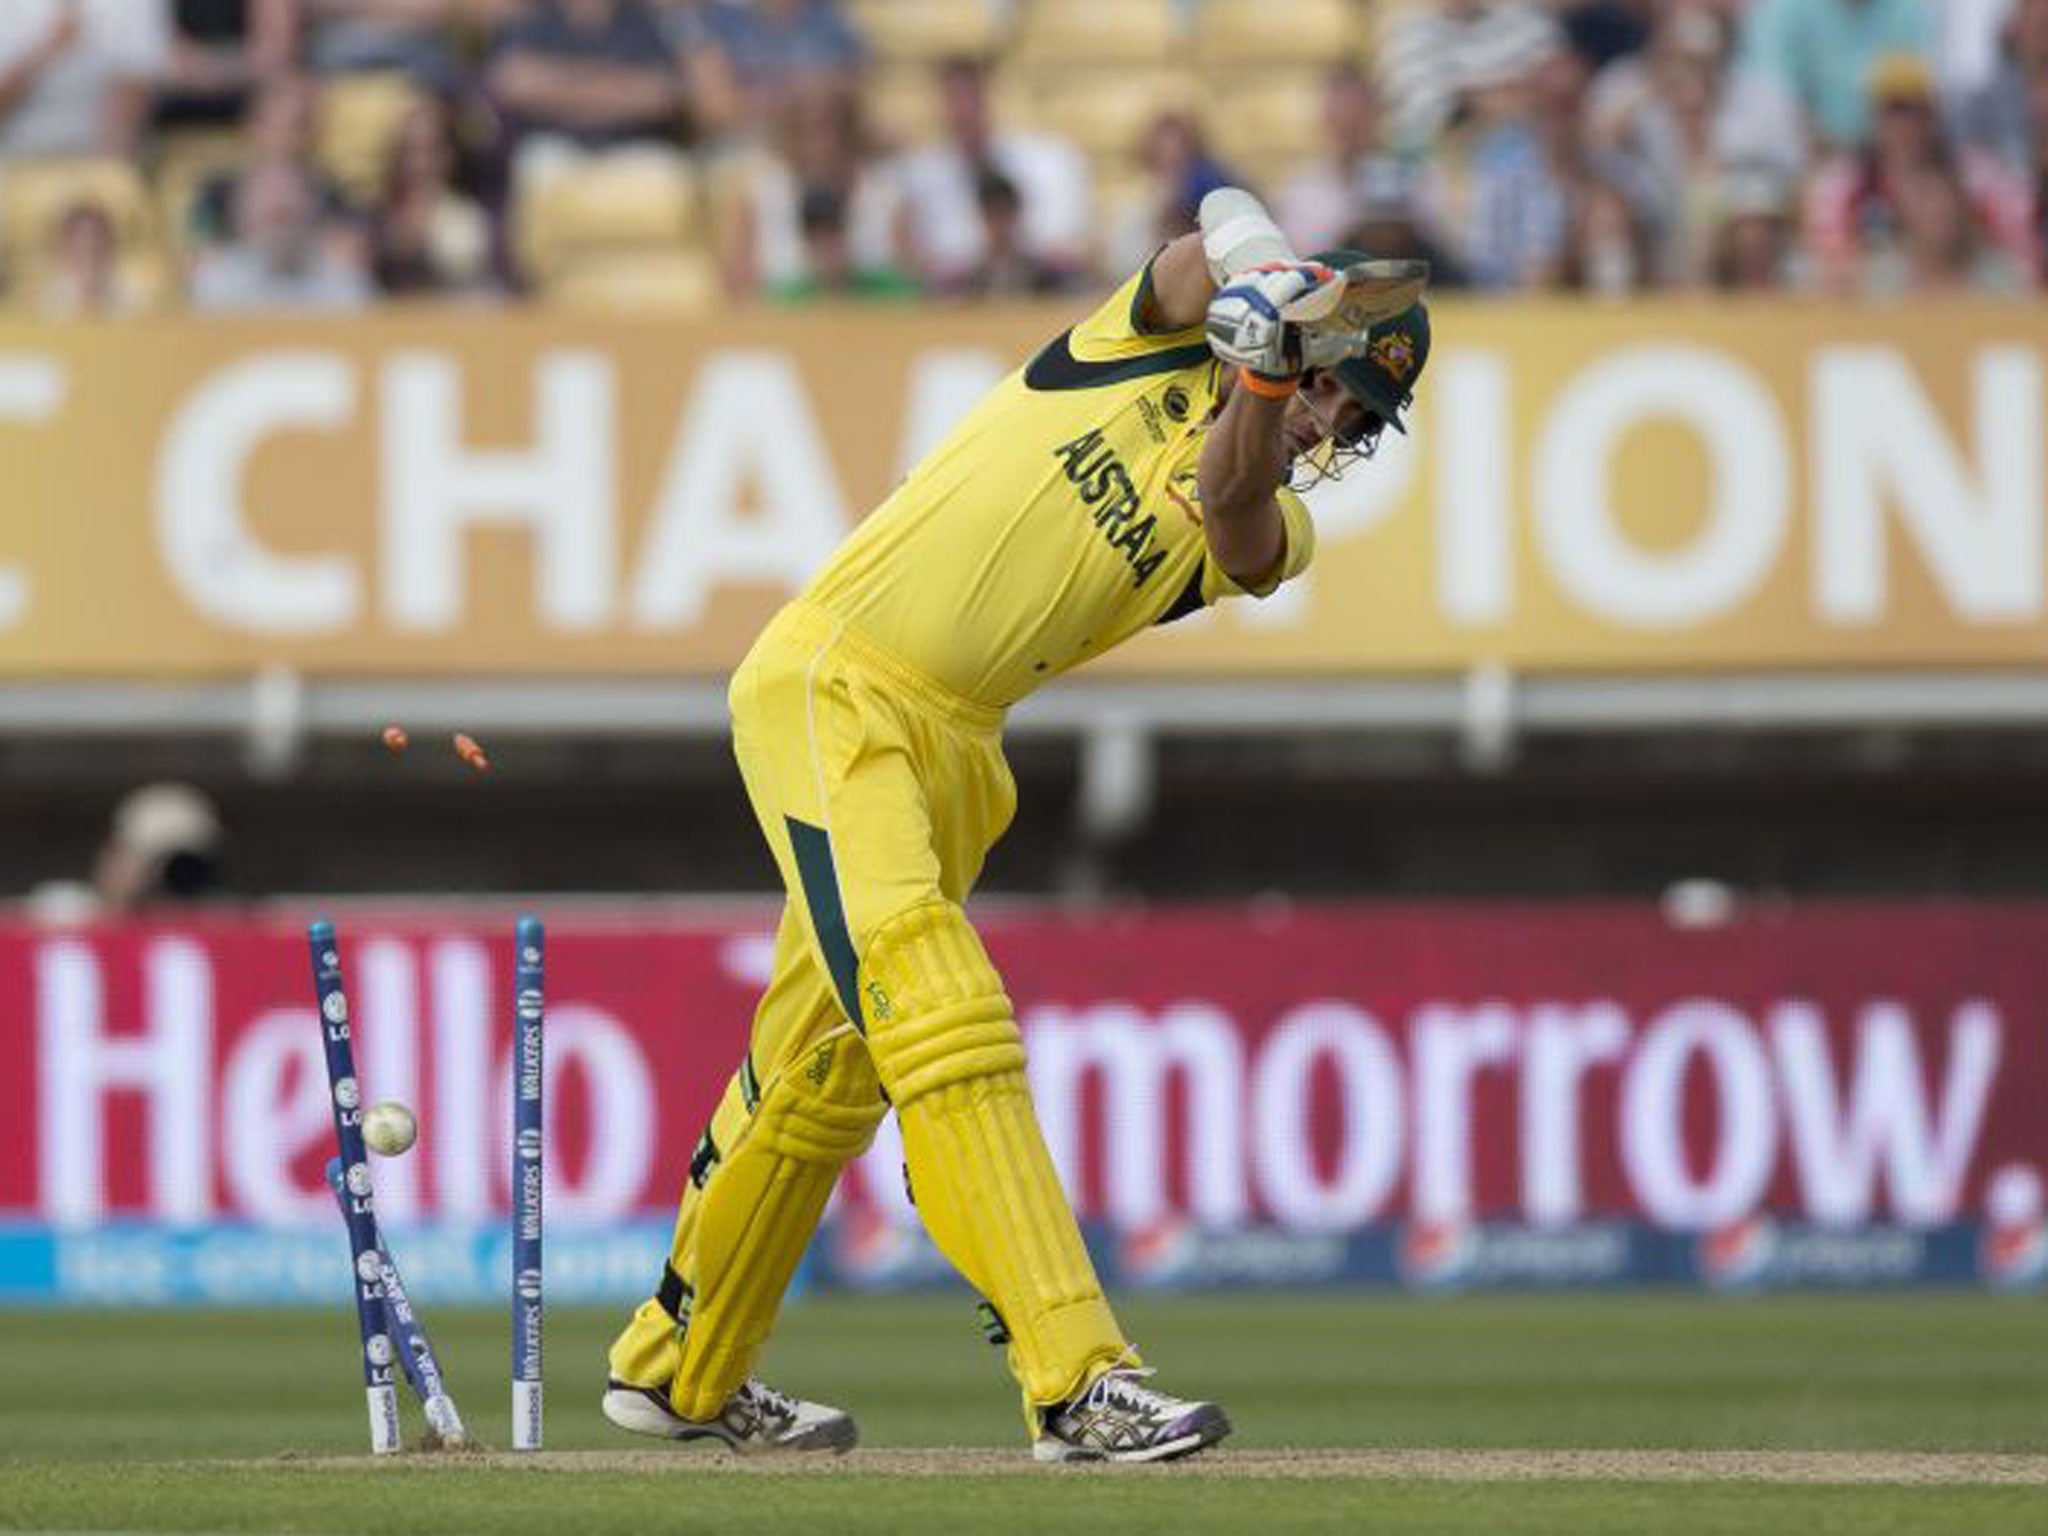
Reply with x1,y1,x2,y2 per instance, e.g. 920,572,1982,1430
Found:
546,249,719,312
1012,0,1184,70
315,72,427,203
865,63,943,147
515,151,710,308
1203,71,1333,186
1028,66,1198,164
845,0,1006,64
1194,0,1368,68
2,159,157,265
150,130,249,250
0,159,170,312
868,59,1037,149
0,0,2009,311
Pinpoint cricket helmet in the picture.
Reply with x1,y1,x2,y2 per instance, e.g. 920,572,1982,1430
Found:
1310,247,1431,435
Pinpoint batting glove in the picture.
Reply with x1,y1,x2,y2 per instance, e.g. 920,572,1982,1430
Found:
1203,261,1344,379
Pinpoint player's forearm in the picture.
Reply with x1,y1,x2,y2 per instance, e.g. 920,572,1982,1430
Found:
1196,380,1290,580
1198,187,1296,280
1146,186,1299,332
1143,233,1214,331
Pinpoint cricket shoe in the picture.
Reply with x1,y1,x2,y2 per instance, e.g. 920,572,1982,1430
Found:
602,1376,857,1454
1033,1368,1231,1463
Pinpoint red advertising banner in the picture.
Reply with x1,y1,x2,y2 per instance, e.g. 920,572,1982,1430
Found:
2,903,2041,1237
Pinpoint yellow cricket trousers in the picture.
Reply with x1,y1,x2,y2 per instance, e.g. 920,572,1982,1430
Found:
609,600,1132,1425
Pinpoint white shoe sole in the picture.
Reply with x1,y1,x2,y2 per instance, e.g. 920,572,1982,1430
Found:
602,1384,857,1455
1031,1406,1232,1464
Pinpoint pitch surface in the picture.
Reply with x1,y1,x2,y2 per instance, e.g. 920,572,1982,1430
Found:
2,1295,2043,1533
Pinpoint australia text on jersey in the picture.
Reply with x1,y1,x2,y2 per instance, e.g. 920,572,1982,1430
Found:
1050,427,1169,588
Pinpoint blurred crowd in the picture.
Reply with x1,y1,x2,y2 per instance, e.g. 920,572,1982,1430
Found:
0,0,2044,317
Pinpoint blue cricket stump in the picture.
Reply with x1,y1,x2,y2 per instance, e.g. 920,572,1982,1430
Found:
324,1158,468,1446
307,920,402,1456
511,916,546,1451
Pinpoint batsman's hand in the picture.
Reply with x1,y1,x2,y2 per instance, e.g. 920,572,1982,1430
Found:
1203,260,1344,378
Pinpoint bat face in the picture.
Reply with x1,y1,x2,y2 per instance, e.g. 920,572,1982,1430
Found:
1326,258,1432,334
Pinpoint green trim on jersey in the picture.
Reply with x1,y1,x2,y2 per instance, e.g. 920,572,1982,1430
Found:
1023,330,1213,392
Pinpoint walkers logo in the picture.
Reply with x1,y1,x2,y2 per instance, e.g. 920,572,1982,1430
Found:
1396,1222,1634,1291
824,1207,949,1289
1111,1220,1352,1289
1118,1218,1200,1287
1122,1220,1212,1294
1978,1168,2048,1291
1698,1216,1777,1291
1980,1219,2048,1290
1398,1220,1479,1291
1699,1218,1931,1289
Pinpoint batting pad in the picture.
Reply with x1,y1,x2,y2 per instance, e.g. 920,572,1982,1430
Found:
609,1032,883,1422
862,901,1133,1408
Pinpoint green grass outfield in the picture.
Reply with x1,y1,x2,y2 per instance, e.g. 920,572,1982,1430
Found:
1,1294,2043,1535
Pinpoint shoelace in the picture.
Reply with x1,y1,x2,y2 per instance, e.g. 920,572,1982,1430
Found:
1077,1368,1170,1416
740,1379,800,1424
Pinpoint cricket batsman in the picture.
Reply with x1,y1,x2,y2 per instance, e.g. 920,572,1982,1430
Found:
603,187,1430,1462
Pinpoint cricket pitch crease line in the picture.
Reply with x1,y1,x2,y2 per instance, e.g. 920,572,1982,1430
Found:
238,1448,2048,1485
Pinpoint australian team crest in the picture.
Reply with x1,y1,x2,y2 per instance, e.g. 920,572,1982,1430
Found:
1368,330,1417,383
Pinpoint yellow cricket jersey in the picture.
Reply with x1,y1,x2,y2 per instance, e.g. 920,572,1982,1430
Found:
801,259,1317,709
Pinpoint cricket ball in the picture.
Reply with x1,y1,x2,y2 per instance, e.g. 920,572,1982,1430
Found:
363,1101,418,1157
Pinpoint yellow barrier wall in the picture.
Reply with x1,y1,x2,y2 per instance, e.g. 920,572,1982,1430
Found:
1,299,2043,677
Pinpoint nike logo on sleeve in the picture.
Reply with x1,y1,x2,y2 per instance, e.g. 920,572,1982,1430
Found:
1023,330,1212,392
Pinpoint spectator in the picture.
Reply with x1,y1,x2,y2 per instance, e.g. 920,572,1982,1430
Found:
36,200,150,317
1458,44,1583,289
670,0,865,141
1275,62,1429,257
369,98,498,296
1337,161,1472,289
2026,68,2048,264
27,781,227,923
1805,53,2036,291
488,0,683,170
188,72,357,251
154,0,300,131
1705,164,1803,290
1866,151,2026,293
1955,0,2048,174
1101,110,1238,279
719,79,910,299
188,161,374,311
1941,0,2024,100
1737,0,1934,151
1375,0,1563,152
0,0,170,160
1556,174,1657,295
1585,4,1746,284
896,55,1090,290
958,167,1069,297
1558,0,1655,73
305,0,467,89
95,783,226,911
770,186,919,301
